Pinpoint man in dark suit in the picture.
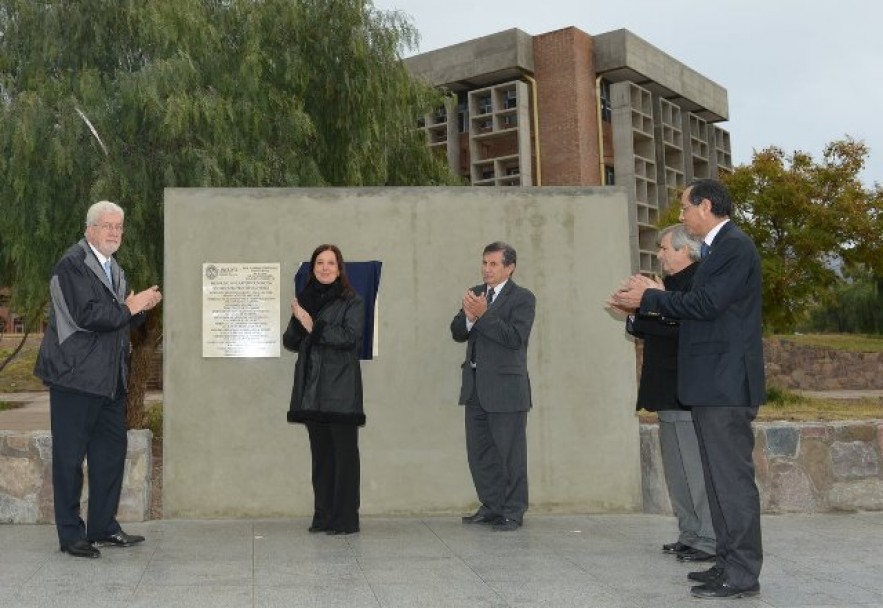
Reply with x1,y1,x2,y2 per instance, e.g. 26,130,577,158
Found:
35,200,162,558
451,242,536,531
612,179,765,599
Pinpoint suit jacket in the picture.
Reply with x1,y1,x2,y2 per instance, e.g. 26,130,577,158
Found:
640,221,765,408
450,280,536,412
626,262,698,411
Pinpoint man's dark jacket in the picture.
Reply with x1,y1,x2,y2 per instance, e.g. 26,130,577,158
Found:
450,280,535,412
34,239,143,398
627,262,698,412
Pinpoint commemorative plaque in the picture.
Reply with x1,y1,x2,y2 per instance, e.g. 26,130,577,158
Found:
202,263,281,357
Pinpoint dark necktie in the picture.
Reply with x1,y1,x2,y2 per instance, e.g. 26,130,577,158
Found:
700,242,711,259
470,288,494,365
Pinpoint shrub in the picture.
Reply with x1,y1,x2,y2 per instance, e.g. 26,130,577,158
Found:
144,404,163,439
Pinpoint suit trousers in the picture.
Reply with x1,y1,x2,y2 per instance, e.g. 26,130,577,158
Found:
49,387,126,546
657,410,715,554
465,381,528,522
692,406,763,588
305,422,360,532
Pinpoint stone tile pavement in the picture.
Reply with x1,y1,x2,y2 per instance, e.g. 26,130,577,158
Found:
2,512,882,608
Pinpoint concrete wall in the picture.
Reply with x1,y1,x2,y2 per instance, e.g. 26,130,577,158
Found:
163,187,640,518
593,29,729,122
404,28,534,90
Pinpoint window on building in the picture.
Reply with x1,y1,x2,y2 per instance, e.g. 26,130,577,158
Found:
600,79,612,123
504,89,517,109
478,96,492,114
604,165,615,185
457,92,469,133
458,101,468,133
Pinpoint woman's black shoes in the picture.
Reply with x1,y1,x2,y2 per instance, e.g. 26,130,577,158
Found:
325,528,359,535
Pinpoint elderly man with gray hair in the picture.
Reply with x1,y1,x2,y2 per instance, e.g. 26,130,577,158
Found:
35,200,162,558
618,224,716,562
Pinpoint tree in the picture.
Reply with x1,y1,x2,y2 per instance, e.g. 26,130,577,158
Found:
724,138,883,332
0,0,456,426
803,266,883,334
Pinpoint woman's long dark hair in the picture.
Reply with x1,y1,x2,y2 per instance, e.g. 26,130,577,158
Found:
307,244,355,298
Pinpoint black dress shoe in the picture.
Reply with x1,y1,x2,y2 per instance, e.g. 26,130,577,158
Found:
677,548,716,562
60,539,100,558
461,511,502,525
691,580,760,599
491,517,522,531
663,541,691,554
308,525,326,533
93,531,145,547
688,566,724,583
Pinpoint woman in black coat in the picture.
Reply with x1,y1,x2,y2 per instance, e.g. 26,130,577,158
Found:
283,244,365,535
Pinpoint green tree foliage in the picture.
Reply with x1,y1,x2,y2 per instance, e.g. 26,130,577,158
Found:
724,139,883,332
0,0,456,425
803,267,883,334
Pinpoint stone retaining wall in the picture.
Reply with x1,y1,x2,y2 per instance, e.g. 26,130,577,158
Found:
641,420,883,514
764,338,883,390
4,422,880,521
0,430,152,524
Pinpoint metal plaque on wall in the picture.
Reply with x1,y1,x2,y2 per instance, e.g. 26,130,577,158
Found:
202,262,281,357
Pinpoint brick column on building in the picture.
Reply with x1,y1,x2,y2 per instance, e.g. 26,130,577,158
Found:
532,27,602,186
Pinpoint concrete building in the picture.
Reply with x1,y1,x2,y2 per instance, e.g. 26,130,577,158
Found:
405,27,733,274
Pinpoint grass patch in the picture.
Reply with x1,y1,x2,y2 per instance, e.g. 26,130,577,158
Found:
0,400,22,412
765,385,803,405
639,387,883,424
773,333,883,353
0,335,46,392
760,397,883,422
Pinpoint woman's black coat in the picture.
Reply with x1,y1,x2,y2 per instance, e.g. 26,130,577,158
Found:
283,293,365,426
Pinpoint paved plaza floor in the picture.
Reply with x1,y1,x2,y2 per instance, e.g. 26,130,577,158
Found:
2,512,882,608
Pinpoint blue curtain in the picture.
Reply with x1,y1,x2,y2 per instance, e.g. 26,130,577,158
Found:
294,261,382,360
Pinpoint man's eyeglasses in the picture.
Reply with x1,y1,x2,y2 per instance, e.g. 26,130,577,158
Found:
94,223,124,232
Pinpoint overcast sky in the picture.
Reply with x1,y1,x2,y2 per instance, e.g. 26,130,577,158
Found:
375,0,881,186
